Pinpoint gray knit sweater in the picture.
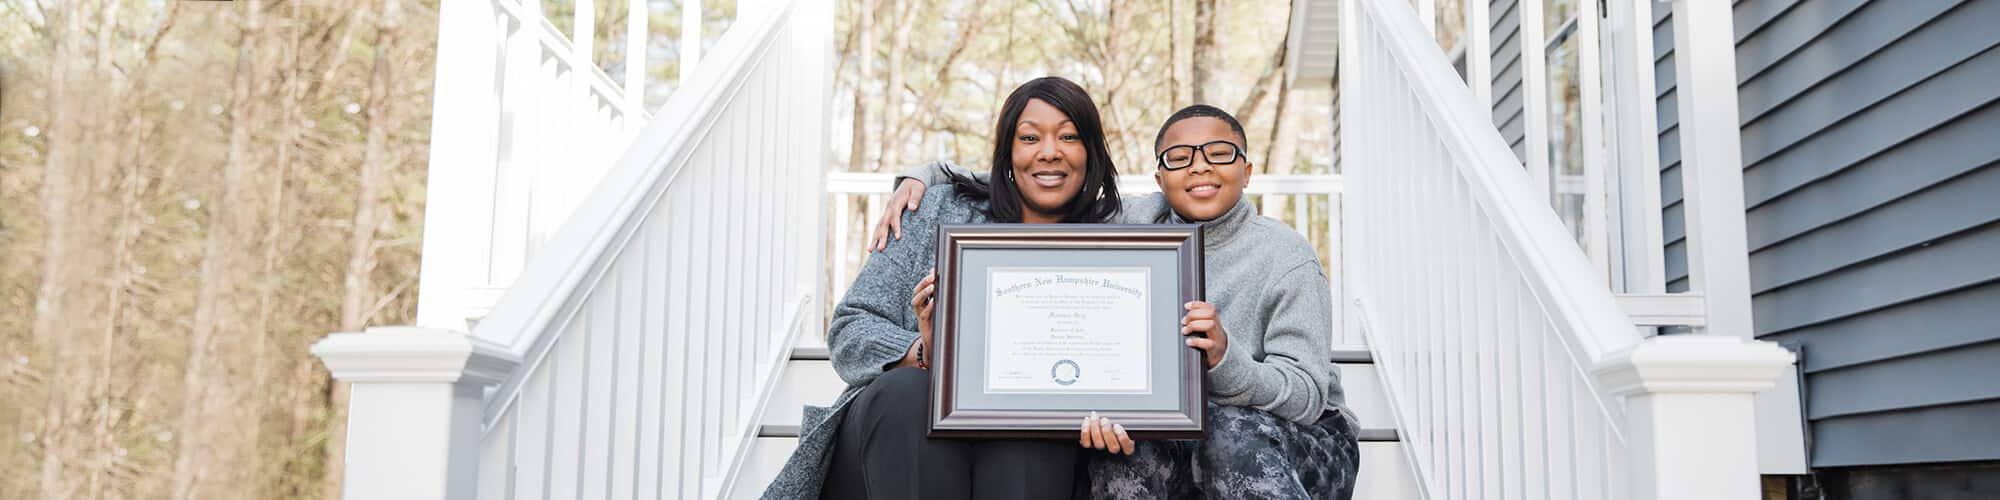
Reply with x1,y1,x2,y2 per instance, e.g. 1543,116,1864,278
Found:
1142,194,1348,424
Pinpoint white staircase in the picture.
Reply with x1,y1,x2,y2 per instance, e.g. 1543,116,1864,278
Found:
729,339,1423,499
311,0,1805,499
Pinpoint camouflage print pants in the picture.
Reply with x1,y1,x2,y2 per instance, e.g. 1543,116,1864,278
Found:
1089,403,1360,500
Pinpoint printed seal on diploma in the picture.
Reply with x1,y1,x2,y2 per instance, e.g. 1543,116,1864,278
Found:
928,224,1207,440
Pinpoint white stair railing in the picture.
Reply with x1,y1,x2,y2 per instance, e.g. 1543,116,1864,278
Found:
1339,0,1792,498
414,0,658,331
312,1,832,498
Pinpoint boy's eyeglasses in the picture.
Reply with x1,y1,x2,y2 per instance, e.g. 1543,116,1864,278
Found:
1157,141,1245,171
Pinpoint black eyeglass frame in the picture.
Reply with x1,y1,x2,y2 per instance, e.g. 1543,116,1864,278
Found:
1156,140,1247,171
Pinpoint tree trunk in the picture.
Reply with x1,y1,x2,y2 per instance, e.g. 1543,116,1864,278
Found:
171,2,263,498
287,7,363,472
248,2,301,493
878,0,918,172
81,6,179,498
322,1,403,497
1190,0,1222,105
36,3,82,497
846,0,875,172
1235,38,1288,131
1169,0,1185,107
1263,0,1300,175
998,5,1013,110
1266,79,1300,175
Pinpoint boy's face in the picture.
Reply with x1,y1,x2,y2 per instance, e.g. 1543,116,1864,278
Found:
1154,117,1253,221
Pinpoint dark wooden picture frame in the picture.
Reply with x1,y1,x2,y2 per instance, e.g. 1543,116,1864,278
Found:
929,224,1207,440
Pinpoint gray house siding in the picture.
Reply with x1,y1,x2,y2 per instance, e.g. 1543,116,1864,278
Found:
1490,0,1526,161
1647,0,2000,468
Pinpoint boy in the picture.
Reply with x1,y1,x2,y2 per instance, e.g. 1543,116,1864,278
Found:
877,105,1359,499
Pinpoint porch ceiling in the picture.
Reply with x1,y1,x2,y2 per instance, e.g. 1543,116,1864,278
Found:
1286,0,1341,88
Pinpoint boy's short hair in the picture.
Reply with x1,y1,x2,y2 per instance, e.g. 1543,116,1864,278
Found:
1153,104,1250,151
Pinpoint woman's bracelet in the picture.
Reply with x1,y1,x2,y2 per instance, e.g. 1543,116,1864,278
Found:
916,340,928,370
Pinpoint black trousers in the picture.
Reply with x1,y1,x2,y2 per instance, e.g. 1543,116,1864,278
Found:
822,367,1079,500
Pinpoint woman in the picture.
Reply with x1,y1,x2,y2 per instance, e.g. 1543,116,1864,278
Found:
761,76,1123,500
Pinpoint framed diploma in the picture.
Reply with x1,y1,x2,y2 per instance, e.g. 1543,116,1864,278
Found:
929,224,1206,439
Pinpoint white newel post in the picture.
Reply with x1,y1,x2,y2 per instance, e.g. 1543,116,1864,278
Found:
312,327,519,500
413,0,501,331
1597,335,1793,500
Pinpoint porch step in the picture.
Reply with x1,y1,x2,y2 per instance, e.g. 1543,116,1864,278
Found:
768,347,1398,431
729,342,1421,499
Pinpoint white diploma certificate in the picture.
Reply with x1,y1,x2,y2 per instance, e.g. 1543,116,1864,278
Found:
983,267,1151,394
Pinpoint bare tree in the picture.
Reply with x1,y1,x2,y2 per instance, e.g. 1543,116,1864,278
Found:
877,0,920,171
901,3,986,166
1190,0,1223,104
171,2,263,498
286,10,363,480
85,5,181,498
847,0,876,172
1234,38,1287,130
35,2,83,496
1169,0,1186,107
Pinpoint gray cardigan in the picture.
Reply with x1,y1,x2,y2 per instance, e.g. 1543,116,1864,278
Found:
760,186,990,499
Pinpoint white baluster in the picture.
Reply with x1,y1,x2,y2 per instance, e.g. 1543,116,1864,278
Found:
492,12,540,290
512,348,554,497
1416,0,1436,36
608,264,641,498
664,177,694,498
681,0,702,83
575,0,595,65
1520,0,1552,202
1516,293,1548,500
1466,0,1493,113
635,217,666,500
625,0,646,116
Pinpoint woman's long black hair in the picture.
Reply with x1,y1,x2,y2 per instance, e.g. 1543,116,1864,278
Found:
943,76,1122,223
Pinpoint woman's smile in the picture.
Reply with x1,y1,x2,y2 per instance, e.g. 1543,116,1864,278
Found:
1027,169,1070,188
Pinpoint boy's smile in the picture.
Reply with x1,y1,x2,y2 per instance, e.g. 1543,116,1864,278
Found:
1155,117,1253,221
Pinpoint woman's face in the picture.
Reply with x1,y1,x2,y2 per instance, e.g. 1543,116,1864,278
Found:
1009,98,1089,223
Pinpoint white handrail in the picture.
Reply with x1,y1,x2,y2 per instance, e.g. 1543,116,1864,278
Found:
1342,1,1635,496
1342,1,1793,498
